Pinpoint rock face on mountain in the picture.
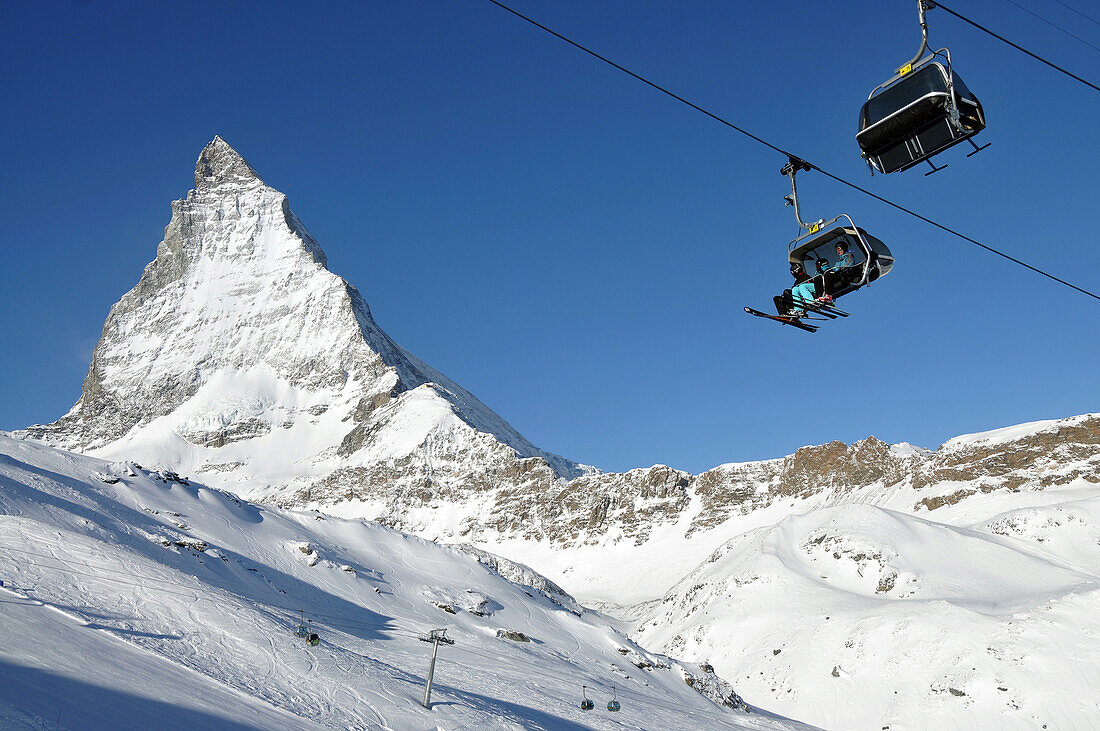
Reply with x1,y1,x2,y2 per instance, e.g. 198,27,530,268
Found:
343,414,1098,547
17,138,1100,555
20,137,582,500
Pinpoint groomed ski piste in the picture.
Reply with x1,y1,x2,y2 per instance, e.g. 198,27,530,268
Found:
0,435,810,731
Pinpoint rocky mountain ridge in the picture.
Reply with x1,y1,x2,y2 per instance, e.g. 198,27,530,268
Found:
284,414,1099,553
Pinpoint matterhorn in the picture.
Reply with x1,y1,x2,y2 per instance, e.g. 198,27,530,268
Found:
23,137,583,508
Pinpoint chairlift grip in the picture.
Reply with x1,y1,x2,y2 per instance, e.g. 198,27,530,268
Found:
781,156,820,232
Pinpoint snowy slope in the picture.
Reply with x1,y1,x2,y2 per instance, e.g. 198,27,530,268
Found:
628,498,1100,730
0,435,807,730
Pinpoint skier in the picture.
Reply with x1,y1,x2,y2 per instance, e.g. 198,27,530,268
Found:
773,262,820,316
789,261,825,314
814,241,856,302
829,241,854,271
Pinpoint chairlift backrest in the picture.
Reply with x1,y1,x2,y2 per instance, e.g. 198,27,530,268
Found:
861,62,953,130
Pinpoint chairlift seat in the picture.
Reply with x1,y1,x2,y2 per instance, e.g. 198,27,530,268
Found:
788,221,894,302
857,61,985,174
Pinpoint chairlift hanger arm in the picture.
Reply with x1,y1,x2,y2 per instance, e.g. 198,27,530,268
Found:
899,0,935,75
781,157,823,232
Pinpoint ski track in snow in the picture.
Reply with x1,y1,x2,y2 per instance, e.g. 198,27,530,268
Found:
0,436,801,731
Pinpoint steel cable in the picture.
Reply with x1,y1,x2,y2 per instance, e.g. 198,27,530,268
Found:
486,0,1100,303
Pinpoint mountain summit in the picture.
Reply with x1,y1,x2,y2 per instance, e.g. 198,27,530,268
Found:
24,137,581,501
194,135,263,191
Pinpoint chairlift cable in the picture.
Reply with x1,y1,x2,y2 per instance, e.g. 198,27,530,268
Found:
444,643,750,726
808,165,1100,302
1000,0,1100,53
356,632,752,725
486,0,1100,304
484,0,791,159
934,1,1100,91
1048,0,1100,27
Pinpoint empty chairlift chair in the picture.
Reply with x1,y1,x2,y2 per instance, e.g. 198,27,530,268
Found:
858,57,986,174
856,0,988,174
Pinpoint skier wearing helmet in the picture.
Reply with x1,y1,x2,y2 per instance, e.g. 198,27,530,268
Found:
774,261,819,316
789,261,822,315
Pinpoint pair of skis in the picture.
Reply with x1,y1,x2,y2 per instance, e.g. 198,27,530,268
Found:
744,298,848,333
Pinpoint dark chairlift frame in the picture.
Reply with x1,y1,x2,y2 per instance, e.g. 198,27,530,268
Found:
580,686,594,711
607,686,620,712
856,0,989,175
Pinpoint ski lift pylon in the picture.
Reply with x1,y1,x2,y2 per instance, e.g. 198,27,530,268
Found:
857,0,988,175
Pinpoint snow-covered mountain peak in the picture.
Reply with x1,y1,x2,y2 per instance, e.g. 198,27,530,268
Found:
194,134,263,192
20,138,581,499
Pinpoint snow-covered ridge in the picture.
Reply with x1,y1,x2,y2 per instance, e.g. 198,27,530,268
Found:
0,435,802,729
631,501,1100,730
941,412,1099,450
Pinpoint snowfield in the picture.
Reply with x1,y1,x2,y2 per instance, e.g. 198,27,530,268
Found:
630,497,1100,730
0,435,805,730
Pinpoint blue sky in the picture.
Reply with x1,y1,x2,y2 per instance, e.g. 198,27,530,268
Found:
2,0,1098,473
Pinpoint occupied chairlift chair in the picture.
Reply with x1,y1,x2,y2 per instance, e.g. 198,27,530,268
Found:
856,0,988,175
781,159,894,303
742,157,894,332
607,687,621,713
